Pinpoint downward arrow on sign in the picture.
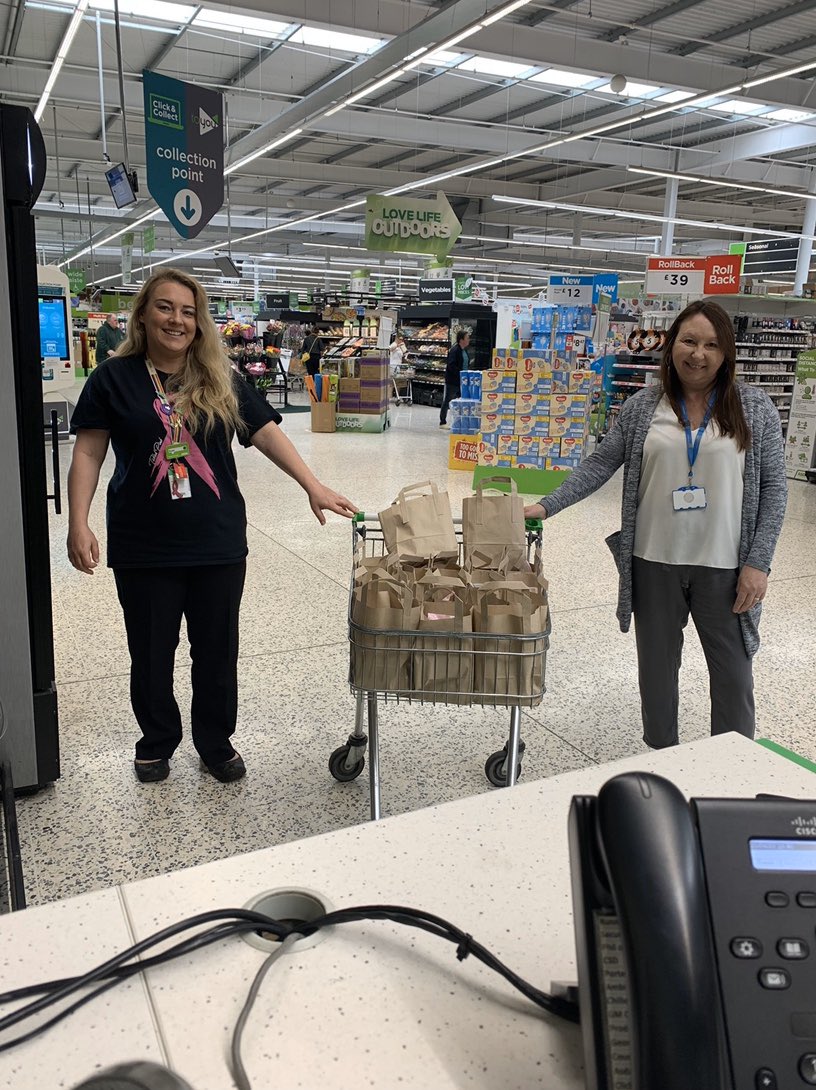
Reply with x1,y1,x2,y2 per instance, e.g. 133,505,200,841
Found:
180,194,196,220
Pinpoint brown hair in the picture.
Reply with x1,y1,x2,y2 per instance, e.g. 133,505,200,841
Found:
660,299,751,452
116,268,241,437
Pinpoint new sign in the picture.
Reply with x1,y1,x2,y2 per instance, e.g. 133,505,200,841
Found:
143,70,223,239
547,274,594,304
365,192,461,259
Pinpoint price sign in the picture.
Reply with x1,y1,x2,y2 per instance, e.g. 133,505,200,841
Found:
547,275,593,305
646,258,706,296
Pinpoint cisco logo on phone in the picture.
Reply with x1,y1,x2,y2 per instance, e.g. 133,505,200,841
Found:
791,817,816,837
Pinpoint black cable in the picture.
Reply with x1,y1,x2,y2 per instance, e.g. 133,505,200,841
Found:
0,903,579,1057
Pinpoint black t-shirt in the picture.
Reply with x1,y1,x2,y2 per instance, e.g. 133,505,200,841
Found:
70,354,282,569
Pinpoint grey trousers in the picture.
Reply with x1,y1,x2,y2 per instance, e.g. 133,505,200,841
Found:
631,557,755,748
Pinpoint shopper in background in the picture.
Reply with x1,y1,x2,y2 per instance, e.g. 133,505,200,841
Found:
95,312,124,360
440,328,469,428
524,299,787,748
66,268,357,785
389,333,407,376
301,324,324,377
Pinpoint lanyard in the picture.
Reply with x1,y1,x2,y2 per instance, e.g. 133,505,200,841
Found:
146,359,184,445
679,393,715,482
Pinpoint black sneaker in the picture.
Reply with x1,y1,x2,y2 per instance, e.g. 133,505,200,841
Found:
204,752,246,783
134,759,170,783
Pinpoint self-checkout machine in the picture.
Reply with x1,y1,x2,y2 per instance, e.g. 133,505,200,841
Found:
37,264,77,440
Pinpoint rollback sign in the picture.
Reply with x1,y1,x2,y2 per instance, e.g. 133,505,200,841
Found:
143,70,224,239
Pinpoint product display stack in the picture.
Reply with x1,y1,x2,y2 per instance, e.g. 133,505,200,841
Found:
447,370,483,471
336,351,390,433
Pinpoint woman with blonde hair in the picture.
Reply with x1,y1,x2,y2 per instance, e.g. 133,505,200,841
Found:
67,268,356,784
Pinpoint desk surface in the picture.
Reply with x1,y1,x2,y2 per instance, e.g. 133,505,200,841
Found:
2,734,815,1090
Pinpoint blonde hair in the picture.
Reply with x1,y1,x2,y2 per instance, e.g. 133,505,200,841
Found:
115,268,241,436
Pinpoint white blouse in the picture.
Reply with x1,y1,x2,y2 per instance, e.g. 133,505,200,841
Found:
633,395,746,569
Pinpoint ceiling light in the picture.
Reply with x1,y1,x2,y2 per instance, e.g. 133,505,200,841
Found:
34,0,90,122
57,206,161,266
481,0,531,26
530,68,596,88
288,26,384,54
419,49,465,67
627,166,816,201
226,129,303,175
764,107,815,123
92,0,195,20
456,56,534,79
596,80,659,97
193,9,290,36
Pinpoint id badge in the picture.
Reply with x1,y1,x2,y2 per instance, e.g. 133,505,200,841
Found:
166,442,189,460
672,485,706,511
168,463,192,500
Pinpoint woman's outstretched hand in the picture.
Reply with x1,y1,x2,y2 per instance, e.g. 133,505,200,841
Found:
307,484,358,525
523,503,547,521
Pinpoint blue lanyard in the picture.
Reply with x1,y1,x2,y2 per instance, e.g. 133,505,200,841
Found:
679,393,715,482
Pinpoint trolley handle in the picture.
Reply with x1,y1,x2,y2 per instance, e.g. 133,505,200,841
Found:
352,513,543,531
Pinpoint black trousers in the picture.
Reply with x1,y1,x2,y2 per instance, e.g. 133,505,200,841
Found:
439,382,460,424
114,562,247,766
632,557,755,748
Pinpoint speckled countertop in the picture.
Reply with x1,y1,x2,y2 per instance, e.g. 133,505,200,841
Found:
2,734,815,1090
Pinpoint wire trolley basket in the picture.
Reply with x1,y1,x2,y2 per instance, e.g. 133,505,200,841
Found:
328,514,551,819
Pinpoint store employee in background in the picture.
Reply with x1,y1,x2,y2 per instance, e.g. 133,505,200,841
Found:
66,268,357,785
525,299,787,748
439,328,469,428
95,312,124,360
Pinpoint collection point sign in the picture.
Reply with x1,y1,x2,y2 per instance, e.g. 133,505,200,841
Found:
143,70,224,240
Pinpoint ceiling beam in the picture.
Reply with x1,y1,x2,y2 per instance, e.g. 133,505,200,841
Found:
670,0,816,58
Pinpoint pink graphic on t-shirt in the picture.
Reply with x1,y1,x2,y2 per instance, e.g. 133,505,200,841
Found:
150,398,221,498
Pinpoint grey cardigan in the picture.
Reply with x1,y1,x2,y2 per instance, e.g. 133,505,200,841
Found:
540,384,788,655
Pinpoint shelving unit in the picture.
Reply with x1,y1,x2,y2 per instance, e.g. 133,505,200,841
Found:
399,303,496,408
732,318,813,438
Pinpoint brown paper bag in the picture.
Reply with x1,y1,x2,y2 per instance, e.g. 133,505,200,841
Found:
412,597,474,705
462,476,526,570
378,481,458,561
350,577,419,693
473,581,548,704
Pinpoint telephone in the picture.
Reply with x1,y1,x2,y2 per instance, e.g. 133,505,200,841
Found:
569,771,816,1090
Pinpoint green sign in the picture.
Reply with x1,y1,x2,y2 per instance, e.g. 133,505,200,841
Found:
66,269,86,293
454,275,473,302
143,69,224,240
364,191,461,258
101,293,134,312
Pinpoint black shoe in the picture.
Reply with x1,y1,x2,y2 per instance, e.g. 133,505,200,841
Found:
134,759,170,783
204,752,246,783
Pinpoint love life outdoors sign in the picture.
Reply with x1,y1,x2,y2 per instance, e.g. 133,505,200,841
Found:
143,70,224,240
365,192,462,259
645,256,741,296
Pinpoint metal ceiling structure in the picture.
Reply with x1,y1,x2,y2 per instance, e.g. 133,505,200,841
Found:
1,0,814,297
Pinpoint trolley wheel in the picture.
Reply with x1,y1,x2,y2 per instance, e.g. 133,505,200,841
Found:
329,745,365,782
484,742,525,788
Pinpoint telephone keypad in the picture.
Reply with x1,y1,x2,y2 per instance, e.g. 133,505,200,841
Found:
778,938,809,959
760,967,792,990
755,1068,778,1089
797,892,816,908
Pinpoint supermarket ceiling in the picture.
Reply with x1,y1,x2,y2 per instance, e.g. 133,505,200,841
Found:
2,0,815,296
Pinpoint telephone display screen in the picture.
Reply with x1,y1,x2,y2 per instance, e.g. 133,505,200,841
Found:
749,838,816,872
38,296,70,360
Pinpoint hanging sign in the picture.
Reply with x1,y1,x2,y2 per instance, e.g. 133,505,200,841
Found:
742,237,801,276
547,274,594,304
143,223,156,254
365,191,461,258
703,255,742,294
66,268,86,293
645,257,706,295
419,278,454,303
143,70,223,240
592,273,619,304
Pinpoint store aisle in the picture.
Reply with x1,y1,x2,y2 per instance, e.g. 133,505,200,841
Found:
19,398,816,906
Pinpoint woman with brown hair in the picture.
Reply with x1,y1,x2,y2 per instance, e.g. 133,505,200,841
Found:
524,299,787,748
67,269,356,783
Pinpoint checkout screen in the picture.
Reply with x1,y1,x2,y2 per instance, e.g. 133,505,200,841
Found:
750,838,816,872
39,296,70,360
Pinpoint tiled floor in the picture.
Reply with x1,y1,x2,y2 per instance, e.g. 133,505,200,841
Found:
17,395,816,905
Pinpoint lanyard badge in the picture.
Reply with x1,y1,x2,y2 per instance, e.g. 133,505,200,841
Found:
671,393,715,513
146,359,192,499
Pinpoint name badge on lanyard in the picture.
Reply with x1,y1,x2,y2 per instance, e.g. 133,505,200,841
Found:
146,359,193,500
671,393,715,513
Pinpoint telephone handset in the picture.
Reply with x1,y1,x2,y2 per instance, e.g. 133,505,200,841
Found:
569,772,816,1090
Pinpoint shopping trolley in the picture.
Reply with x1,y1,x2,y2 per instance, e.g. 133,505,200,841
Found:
391,364,413,406
328,514,550,819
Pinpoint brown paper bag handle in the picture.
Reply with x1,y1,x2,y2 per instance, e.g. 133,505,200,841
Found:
474,475,518,496
395,480,443,524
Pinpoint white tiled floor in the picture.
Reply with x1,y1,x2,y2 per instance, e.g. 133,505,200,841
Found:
18,394,816,905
